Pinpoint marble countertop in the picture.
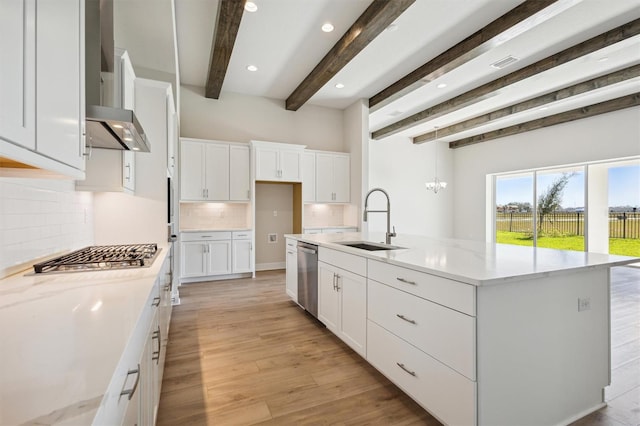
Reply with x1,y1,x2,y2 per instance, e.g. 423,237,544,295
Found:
285,232,638,286
0,245,170,425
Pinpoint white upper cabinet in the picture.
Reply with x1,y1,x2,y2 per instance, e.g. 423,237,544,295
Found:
302,152,316,203
35,0,85,171
305,151,350,203
252,140,305,182
180,138,249,202
166,94,177,178
1,0,85,177
230,145,250,201
0,0,35,150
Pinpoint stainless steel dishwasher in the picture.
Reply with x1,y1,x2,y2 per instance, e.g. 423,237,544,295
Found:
297,241,318,318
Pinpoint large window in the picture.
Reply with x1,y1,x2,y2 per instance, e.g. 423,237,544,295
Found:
494,159,639,256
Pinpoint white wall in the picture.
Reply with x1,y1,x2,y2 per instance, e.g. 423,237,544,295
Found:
453,107,640,241
180,85,344,150
368,134,453,238
0,177,93,278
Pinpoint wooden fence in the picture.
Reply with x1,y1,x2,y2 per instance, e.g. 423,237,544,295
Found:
496,212,639,239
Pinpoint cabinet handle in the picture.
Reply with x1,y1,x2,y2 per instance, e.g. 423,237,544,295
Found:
396,362,417,377
396,277,417,285
396,314,417,325
152,326,161,364
335,274,341,291
151,296,160,307
202,188,206,198
120,364,141,400
125,164,131,181
201,235,213,238
332,273,336,291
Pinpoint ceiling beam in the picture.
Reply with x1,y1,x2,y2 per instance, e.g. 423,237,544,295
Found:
285,0,416,111
413,64,640,144
205,0,245,99
368,0,560,112
371,18,640,140
448,93,640,149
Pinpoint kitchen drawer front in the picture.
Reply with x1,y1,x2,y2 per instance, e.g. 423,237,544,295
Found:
368,260,475,316
367,321,476,426
368,279,475,380
319,247,366,277
181,231,232,242
285,238,297,250
232,231,252,240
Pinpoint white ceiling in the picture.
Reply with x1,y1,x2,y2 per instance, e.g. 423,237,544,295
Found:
115,0,640,141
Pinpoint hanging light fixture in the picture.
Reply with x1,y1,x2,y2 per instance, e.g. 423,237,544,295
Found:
425,126,448,193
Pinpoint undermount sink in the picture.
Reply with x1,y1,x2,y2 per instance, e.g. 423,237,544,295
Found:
336,241,405,251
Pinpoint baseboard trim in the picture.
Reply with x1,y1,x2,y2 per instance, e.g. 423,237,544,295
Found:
255,262,285,271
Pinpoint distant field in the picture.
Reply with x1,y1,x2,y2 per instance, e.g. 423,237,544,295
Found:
496,231,640,257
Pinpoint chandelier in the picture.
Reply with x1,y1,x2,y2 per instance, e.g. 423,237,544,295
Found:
425,126,447,193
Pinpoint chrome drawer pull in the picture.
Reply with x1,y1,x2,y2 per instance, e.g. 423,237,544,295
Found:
151,297,161,307
396,277,417,285
396,314,417,324
396,362,417,377
120,364,141,400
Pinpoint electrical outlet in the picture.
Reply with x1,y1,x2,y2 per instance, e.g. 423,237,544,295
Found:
268,233,278,243
273,210,278,217
578,297,591,312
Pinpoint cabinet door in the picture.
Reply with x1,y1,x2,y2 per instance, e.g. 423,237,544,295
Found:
181,242,207,277
315,153,334,202
280,149,301,181
285,247,298,301
180,140,205,200
332,154,350,203
302,152,316,202
232,239,253,273
36,0,85,170
230,145,250,201
204,143,229,200
318,262,340,334
167,110,177,178
255,147,279,180
0,0,35,149
208,240,231,275
337,269,366,356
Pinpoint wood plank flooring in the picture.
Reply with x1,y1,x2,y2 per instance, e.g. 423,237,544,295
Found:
157,267,640,425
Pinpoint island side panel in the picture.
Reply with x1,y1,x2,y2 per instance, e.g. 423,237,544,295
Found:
476,268,610,426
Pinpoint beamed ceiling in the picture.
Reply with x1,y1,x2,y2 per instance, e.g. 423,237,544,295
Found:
114,0,640,148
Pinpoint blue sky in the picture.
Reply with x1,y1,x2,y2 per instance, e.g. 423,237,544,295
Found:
496,164,639,208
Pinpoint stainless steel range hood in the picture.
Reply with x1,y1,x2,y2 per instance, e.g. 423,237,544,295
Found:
85,0,150,152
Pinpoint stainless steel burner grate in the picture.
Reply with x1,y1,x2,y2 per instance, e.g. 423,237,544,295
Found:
33,244,159,273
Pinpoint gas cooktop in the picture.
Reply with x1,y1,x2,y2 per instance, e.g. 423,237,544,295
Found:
33,244,159,274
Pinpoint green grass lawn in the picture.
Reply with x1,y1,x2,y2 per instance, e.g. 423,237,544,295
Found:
496,231,640,257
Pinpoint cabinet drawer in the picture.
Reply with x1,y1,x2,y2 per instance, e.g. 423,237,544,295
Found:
285,238,297,249
367,321,476,426
181,231,232,242
319,247,366,277
368,260,475,316
368,280,475,380
232,231,252,239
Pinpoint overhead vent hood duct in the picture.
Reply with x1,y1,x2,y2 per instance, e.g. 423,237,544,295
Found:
85,0,150,152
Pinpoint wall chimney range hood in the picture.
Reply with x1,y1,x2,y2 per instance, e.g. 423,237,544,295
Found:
85,0,150,152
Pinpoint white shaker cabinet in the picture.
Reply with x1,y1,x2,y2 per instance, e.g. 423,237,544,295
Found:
316,152,350,203
230,145,250,201
0,0,35,150
285,239,298,302
181,232,232,278
231,231,253,273
302,152,316,202
252,140,305,182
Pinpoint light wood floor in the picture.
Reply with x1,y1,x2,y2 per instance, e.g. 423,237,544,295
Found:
157,267,640,425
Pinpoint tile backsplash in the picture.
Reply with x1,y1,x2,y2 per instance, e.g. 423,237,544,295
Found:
0,177,93,278
180,202,250,230
304,204,348,227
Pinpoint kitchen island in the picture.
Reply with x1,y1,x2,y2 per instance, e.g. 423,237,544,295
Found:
0,245,171,425
285,232,639,426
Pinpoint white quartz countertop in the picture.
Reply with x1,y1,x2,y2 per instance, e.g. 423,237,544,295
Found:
285,232,638,286
0,245,169,425
180,228,251,232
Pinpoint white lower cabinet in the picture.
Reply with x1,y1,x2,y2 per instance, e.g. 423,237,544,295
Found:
317,256,366,357
285,238,297,302
367,321,476,426
181,231,253,281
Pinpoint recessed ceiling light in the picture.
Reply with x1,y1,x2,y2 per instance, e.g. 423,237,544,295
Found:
124,137,133,142
113,124,123,129
247,65,258,72
335,83,345,89
321,23,334,33
244,2,257,12
132,147,140,151
539,106,549,111
436,83,447,89
386,23,398,32
598,57,609,62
